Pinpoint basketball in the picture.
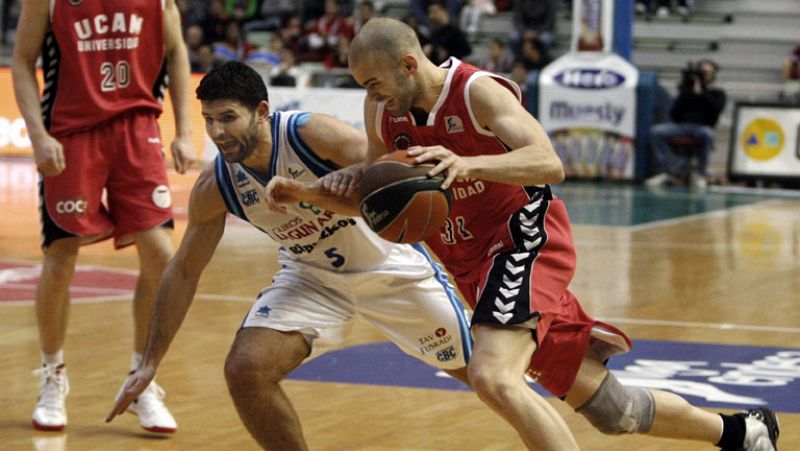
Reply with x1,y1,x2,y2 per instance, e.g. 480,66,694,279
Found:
358,151,452,243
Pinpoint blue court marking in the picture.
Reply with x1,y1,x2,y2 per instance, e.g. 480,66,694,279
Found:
288,339,800,413
551,182,770,227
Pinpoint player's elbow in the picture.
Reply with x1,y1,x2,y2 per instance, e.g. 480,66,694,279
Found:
543,160,565,185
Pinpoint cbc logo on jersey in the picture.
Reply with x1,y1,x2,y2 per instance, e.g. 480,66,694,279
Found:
55,198,88,215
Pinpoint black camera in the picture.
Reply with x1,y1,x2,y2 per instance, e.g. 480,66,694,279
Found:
680,62,705,91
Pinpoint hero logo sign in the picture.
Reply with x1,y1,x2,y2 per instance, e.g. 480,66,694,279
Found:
554,69,625,89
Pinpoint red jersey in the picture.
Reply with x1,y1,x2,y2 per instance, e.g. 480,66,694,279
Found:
42,0,167,136
378,58,551,282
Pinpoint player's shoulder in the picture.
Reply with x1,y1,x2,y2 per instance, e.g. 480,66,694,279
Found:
190,160,227,219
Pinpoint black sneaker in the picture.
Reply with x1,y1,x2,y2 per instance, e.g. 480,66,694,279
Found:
737,408,780,451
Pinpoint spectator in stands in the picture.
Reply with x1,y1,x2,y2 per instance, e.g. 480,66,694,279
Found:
509,59,530,106
324,35,351,69
203,0,231,44
278,14,307,56
186,25,211,72
410,0,463,34
459,0,496,35
782,45,800,81
245,35,285,71
270,48,311,87
212,21,256,66
306,0,355,62
511,0,556,56
645,59,726,189
636,0,693,18
353,0,376,33
519,36,551,71
244,0,297,32
481,37,513,73
402,13,430,49
424,1,472,65
225,0,260,22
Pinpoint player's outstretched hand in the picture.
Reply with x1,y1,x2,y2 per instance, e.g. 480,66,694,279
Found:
170,136,194,174
106,364,155,423
407,145,470,190
320,164,362,197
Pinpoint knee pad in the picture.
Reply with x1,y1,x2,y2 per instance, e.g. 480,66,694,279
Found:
576,371,655,435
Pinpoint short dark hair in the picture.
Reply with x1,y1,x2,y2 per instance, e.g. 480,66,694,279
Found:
196,61,268,109
696,58,719,72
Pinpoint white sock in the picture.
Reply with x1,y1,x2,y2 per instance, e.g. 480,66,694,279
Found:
42,350,64,367
130,352,143,372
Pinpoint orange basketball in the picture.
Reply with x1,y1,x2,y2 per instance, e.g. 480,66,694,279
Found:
358,151,452,243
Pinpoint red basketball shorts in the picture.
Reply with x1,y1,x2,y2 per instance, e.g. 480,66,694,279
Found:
40,111,173,248
456,198,631,397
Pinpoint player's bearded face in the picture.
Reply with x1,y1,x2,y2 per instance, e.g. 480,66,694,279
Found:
382,68,415,116
218,113,259,163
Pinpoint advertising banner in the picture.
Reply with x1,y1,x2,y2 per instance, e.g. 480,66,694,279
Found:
538,52,639,180
729,103,800,181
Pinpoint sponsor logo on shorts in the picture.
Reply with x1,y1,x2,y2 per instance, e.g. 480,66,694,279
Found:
151,185,172,209
55,197,88,215
418,331,453,355
436,345,457,362
147,137,161,144
68,0,83,5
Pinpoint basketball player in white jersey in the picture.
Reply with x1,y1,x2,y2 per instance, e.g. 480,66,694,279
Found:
106,61,472,449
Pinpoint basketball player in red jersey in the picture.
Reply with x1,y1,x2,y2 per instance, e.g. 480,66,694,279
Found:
12,0,194,433
268,17,780,451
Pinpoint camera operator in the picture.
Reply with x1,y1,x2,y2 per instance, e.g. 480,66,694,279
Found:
645,59,726,189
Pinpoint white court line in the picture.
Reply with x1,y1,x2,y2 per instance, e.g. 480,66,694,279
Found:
3,291,797,336
599,316,800,334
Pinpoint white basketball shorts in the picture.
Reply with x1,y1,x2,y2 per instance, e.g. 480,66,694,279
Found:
241,244,473,369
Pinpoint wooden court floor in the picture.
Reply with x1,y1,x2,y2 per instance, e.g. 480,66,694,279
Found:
2,155,799,451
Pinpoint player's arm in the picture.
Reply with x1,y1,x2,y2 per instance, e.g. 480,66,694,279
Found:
163,0,194,173
264,112,369,216
106,163,227,422
11,0,66,176
410,76,565,188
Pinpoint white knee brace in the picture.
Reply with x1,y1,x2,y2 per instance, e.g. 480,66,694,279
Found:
575,371,655,434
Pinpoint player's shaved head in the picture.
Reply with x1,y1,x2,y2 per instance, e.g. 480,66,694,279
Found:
350,17,423,69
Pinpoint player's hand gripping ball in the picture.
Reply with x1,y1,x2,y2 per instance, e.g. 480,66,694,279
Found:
358,151,452,243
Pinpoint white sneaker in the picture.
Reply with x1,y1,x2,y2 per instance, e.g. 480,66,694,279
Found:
644,173,671,187
32,364,69,431
740,408,779,451
122,378,177,433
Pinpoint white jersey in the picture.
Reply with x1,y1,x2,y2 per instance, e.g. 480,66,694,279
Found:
217,111,473,369
215,111,395,272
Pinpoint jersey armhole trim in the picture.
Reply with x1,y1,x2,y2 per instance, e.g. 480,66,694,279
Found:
214,155,249,222
286,112,340,177
464,72,523,137
375,102,385,144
